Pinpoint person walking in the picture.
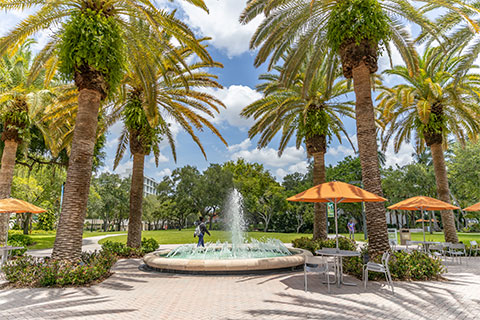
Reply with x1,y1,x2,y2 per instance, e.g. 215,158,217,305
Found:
194,216,211,247
347,219,355,240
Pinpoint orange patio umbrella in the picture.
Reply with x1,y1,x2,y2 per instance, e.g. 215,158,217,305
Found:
0,198,47,214
0,198,46,244
415,219,436,223
287,181,387,249
463,202,480,212
388,196,459,242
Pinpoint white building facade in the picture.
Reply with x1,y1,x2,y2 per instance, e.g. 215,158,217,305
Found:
143,176,159,197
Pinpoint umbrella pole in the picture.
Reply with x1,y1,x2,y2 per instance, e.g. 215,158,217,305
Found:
422,209,426,242
334,201,339,250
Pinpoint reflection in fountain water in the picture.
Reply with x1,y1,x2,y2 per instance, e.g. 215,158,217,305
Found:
165,189,292,260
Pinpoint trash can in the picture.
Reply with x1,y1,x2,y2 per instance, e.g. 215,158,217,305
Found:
400,229,411,245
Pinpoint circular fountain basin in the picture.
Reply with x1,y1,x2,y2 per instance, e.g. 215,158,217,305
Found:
144,248,312,273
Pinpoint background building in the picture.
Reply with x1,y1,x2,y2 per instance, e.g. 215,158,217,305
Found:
143,176,159,197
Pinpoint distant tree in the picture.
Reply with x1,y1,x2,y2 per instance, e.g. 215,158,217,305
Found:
10,164,65,233
143,195,164,230
90,173,130,232
197,164,233,229
223,159,281,230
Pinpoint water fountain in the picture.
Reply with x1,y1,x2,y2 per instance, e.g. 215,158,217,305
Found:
144,189,310,273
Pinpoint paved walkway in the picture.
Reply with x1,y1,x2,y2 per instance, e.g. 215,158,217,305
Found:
1,257,479,319
27,234,126,258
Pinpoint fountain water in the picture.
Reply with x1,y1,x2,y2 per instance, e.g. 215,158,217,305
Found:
225,189,246,248
144,189,309,272
166,189,291,260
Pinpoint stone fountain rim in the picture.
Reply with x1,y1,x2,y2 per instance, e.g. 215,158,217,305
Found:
143,248,312,273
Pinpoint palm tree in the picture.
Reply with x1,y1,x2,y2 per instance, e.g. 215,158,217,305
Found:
0,0,213,260
242,54,354,240
113,41,227,248
0,42,72,245
377,47,480,243
240,0,478,254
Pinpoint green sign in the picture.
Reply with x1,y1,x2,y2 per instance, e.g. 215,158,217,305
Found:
327,203,334,218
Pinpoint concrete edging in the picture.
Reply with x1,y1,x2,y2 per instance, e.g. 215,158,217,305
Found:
143,248,312,272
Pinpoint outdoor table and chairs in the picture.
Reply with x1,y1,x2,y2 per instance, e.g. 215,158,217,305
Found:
315,248,360,288
407,240,441,253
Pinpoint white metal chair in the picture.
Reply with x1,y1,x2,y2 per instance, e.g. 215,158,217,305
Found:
445,243,467,264
428,244,446,260
304,256,335,293
470,241,480,257
389,239,398,251
405,241,420,253
363,251,394,294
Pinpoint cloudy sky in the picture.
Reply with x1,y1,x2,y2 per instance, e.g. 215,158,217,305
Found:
1,1,417,182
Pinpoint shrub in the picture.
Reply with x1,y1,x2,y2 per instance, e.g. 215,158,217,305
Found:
2,250,117,287
6,234,33,257
102,238,159,257
101,240,143,258
462,223,480,233
292,236,357,254
6,240,27,256
8,234,34,246
141,237,159,253
292,237,445,281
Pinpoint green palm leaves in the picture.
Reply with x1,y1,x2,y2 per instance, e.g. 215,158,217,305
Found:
241,54,354,156
377,47,480,152
0,42,73,156
113,39,227,169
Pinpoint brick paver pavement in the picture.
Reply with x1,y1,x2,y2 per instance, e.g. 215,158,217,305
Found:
1,258,480,319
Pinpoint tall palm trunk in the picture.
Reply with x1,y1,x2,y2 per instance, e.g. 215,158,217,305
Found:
311,146,327,240
52,83,104,260
340,40,390,255
0,140,18,245
352,63,389,253
430,143,458,243
127,152,145,248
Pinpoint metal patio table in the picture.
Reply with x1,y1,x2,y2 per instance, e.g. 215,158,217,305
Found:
315,249,360,287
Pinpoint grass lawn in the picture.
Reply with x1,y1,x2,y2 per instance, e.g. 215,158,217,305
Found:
9,231,127,250
98,229,314,245
99,230,480,246
12,229,480,250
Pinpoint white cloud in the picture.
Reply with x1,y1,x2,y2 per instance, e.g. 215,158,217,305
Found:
227,138,308,180
227,138,252,152
114,160,133,177
146,153,169,168
155,168,172,179
228,138,306,168
206,85,262,128
384,142,415,168
275,161,308,180
177,0,261,57
327,145,355,158
287,161,309,174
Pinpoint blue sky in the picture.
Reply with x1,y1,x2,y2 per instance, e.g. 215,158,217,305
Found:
1,1,418,182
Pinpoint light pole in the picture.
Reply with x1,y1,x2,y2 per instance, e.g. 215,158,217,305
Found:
349,180,368,240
